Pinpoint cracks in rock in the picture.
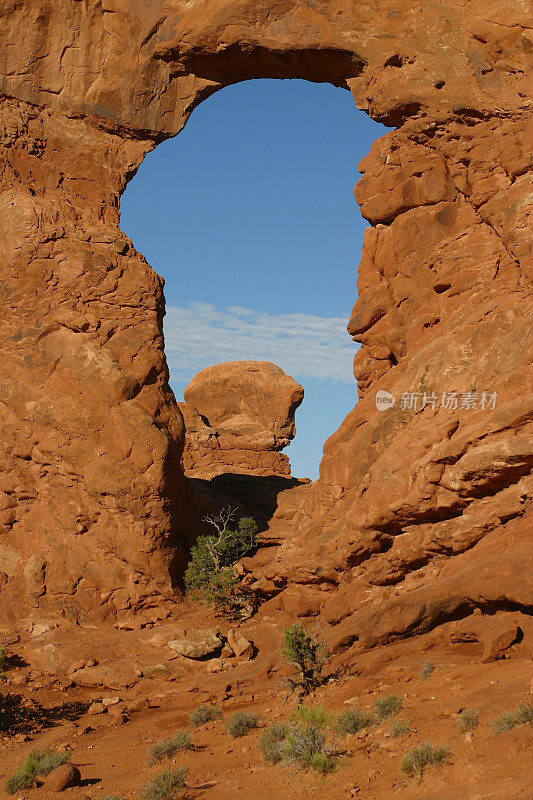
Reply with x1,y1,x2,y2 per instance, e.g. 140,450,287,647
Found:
461,462,533,501
340,459,530,590
370,500,527,590
456,187,520,271
476,599,533,617
406,120,528,278
139,17,165,52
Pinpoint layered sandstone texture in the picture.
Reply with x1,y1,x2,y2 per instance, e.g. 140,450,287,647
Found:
178,361,304,479
0,0,531,635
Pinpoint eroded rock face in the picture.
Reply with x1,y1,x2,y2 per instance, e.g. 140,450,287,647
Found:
0,1,531,638
249,115,533,652
179,361,304,479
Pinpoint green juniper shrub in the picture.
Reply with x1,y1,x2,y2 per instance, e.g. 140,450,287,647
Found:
139,766,188,800
205,570,240,616
391,719,411,738
457,708,479,733
420,661,435,680
490,702,533,734
185,508,258,618
225,710,260,738
401,742,450,780
282,623,329,695
188,704,221,729
373,693,403,721
148,731,192,765
258,722,289,764
336,708,375,736
5,747,70,794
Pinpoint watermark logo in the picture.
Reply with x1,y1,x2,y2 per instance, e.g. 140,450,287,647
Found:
375,389,396,411
376,389,497,412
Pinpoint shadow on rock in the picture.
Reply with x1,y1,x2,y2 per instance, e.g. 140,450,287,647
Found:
0,691,89,736
189,473,303,531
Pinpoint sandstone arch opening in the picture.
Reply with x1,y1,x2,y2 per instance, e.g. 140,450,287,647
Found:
1,4,531,791
2,0,529,660
121,79,386,493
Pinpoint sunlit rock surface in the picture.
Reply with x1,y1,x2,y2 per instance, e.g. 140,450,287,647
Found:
179,361,304,479
0,1,530,637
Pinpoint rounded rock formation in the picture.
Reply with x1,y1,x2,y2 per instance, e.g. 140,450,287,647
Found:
43,765,81,793
179,361,304,479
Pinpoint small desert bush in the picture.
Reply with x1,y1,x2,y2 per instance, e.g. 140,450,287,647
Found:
258,713,336,773
188,703,221,728
401,742,449,780
5,747,70,794
306,752,334,774
225,710,260,738
291,705,334,729
391,719,411,738
457,708,479,733
0,647,6,676
420,661,435,680
139,767,188,800
490,702,533,734
259,722,289,764
282,623,329,695
373,693,403,721
515,702,533,725
490,710,517,734
148,731,192,764
284,720,335,773
336,708,375,736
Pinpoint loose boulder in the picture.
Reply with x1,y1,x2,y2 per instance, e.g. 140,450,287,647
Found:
227,629,254,661
87,701,106,715
168,629,223,659
482,621,520,663
43,765,81,792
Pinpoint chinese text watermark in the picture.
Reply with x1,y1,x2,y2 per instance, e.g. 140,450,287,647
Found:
376,389,497,412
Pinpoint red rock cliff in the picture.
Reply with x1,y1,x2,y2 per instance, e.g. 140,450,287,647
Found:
0,1,530,634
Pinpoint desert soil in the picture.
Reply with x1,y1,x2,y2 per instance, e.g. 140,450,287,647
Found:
1,612,531,800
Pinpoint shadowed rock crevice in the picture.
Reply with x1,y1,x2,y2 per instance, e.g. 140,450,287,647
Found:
158,43,367,88
189,474,302,533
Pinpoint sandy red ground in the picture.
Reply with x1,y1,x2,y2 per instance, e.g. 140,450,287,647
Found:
1,622,532,800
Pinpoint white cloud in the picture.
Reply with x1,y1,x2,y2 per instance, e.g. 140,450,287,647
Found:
164,302,357,386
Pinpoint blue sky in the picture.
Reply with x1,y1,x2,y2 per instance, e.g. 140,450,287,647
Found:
121,79,386,479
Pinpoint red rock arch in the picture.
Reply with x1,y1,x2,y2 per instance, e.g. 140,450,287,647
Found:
0,1,530,633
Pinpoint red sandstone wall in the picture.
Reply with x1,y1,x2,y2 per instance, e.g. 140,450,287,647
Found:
0,1,530,632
